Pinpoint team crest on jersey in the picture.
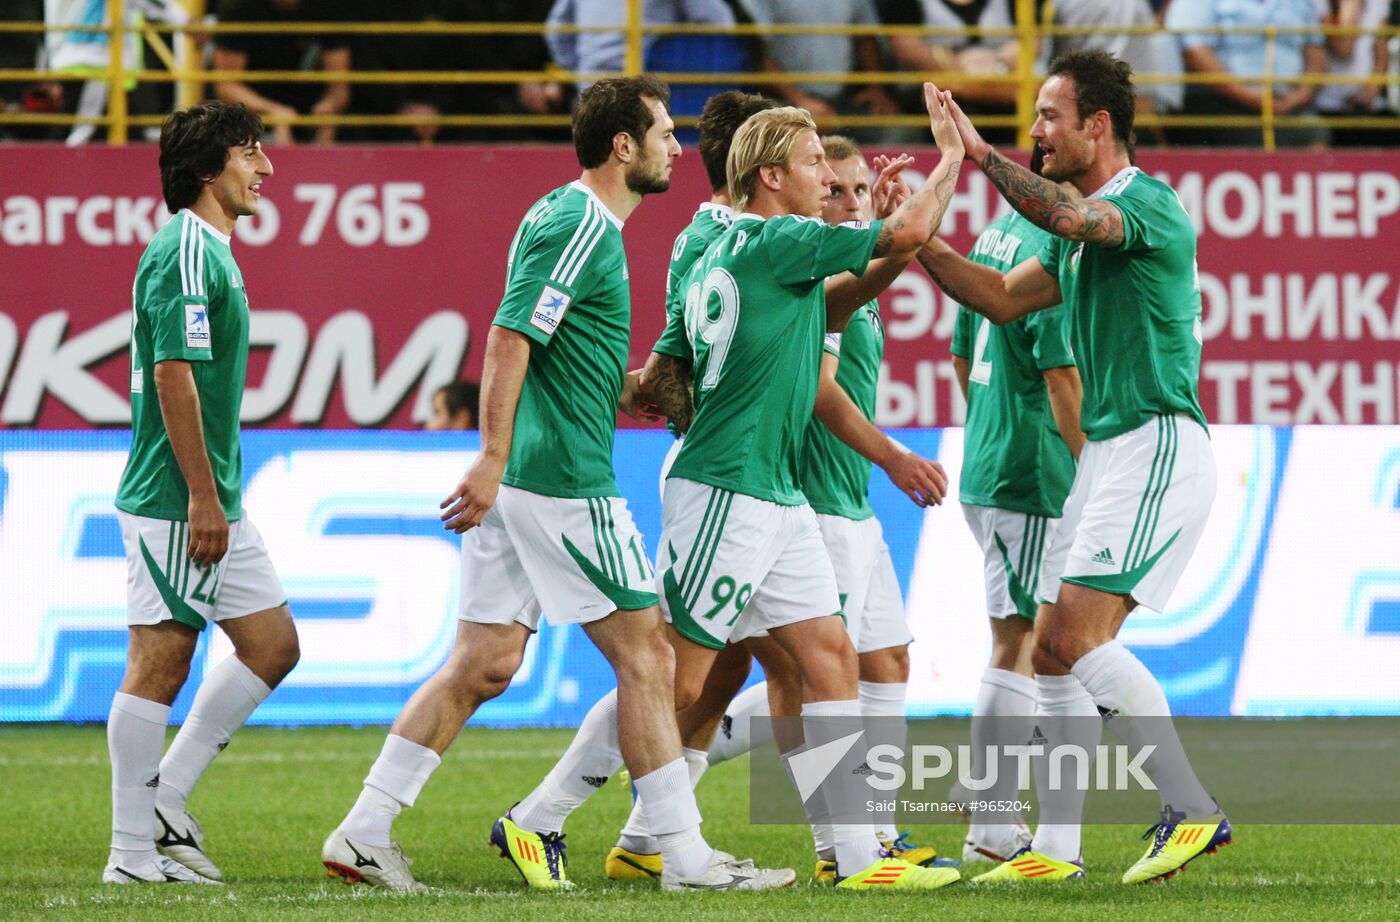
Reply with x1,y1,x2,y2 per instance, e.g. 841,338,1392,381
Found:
530,285,571,334
185,304,211,349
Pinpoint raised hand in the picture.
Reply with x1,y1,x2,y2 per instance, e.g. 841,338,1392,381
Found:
870,153,915,220
930,84,988,163
923,83,966,160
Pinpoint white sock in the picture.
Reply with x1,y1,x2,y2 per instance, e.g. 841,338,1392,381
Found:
707,681,772,765
156,656,271,815
801,699,882,876
108,692,171,863
514,689,621,835
1072,640,1216,819
1029,674,1100,863
339,734,442,847
858,681,906,843
969,668,1036,849
634,757,712,879
617,746,708,854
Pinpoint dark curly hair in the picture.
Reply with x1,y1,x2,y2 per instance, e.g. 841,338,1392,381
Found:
697,91,775,193
1046,50,1136,156
159,102,264,212
573,76,671,169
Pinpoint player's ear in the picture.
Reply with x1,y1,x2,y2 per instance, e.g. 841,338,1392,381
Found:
1089,110,1109,141
612,130,635,164
758,163,784,193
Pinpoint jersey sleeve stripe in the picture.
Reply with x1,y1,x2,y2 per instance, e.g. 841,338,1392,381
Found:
550,200,603,286
559,203,607,288
194,225,205,296
178,215,191,295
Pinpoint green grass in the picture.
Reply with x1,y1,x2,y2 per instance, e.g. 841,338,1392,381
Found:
2,725,1397,920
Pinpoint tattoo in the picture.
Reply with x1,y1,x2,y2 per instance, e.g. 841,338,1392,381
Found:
872,220,896,259
871,161,962,258
982,149,1125,247
649,354,694,434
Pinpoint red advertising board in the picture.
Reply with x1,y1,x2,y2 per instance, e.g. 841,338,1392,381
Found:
2,146,1397,428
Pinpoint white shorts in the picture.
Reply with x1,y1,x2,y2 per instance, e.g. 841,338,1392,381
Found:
459,484,658,631
660,435,684,500
817,514,913,653
1037,415,1215,612
657,478,841,650
962,503,1060,620
120,511,286,630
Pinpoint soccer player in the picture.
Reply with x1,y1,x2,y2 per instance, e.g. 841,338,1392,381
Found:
947,145,1084,865
322,76,791,893
424,380,480,431
919,51,1230,884
696,136,952,882
107,101,299,885
645,93,966,889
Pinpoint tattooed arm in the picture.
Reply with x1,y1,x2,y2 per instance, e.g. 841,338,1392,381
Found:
916,235,1062,324
868,85,966,261
639,351,694,434
980,149,1125,247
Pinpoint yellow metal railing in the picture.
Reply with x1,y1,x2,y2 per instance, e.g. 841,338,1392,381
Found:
3,0,1398,149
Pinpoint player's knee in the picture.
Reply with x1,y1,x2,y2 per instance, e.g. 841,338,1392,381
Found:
1044,628,1086,670
468,664,517,703
121,659,190,704
268,630,300,683
615,624,675,687
1030,636,1062,676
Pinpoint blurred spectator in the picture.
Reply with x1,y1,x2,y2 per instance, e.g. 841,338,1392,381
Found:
739,0,897,135
546,0,735,90
1166,0,1328,147
213,0,353,144
0,0,49,141
1316,0,1395,145
1048,0,1183,144
426,381,480,431
42,0,188,144
883,0,1021,108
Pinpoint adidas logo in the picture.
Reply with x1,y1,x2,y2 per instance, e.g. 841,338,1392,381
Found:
1097,705,1120,721
852,761,873,776
145,773,160,789
582,775,609,789
217,741,229,752
1091,547,1115,565
1028,725,1048,747
720,715,733,740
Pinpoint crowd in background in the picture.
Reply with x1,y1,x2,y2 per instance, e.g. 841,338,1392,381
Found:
3,0,1398,146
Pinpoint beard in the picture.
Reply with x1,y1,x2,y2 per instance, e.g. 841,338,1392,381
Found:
625,159,670,196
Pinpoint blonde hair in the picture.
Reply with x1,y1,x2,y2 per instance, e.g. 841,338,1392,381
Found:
821,134,862,163
726,106,819,212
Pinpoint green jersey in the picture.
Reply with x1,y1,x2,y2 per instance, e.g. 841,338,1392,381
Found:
801,303,883,520
116,210,248,522
656,213,882,505
951,211,1076,518
494,181,631,498
1037,167,1207,441
662,202,732,437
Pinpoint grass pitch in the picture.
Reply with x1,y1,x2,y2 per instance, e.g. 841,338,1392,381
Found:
2,724,1397,920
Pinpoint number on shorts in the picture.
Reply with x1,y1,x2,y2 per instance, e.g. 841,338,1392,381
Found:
701,575,752,626
970,316,993,385
191,565,218,605
684,267,741,391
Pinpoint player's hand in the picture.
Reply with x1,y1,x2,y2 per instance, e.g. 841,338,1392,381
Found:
882,448,949,507
927,84,980,163
440,456,506,534
870,153,914,219
186,492,229,568
619,368,664,423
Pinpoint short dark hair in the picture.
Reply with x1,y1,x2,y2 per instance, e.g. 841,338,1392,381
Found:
159,102,264,212
697,91,775,192
436,380,480,420
573,76,671,169
1046,50,1136,156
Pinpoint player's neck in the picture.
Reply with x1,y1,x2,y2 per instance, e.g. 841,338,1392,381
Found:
710,190,732,207
743,189,789,220
577,169,640,223
1073,151,1133,198
189,195,236,237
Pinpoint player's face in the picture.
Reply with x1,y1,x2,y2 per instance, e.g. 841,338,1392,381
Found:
625,98,681,196
1030,75,1094,183
822,155,871,226
778,130,836,218
426,392,452,431
209,140,273,221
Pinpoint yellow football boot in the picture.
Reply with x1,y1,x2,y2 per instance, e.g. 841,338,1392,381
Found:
489,812,571,890
971,850,1086,883
814,857,837,885
605,846,662,880
1122,808,1232,884
835,857,960,890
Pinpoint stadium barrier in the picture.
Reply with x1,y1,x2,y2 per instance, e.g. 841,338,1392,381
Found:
4,146,1399,430
2,424,1398,725
2,0,1398,148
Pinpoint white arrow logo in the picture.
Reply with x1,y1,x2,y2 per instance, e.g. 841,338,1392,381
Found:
786,730,865,803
